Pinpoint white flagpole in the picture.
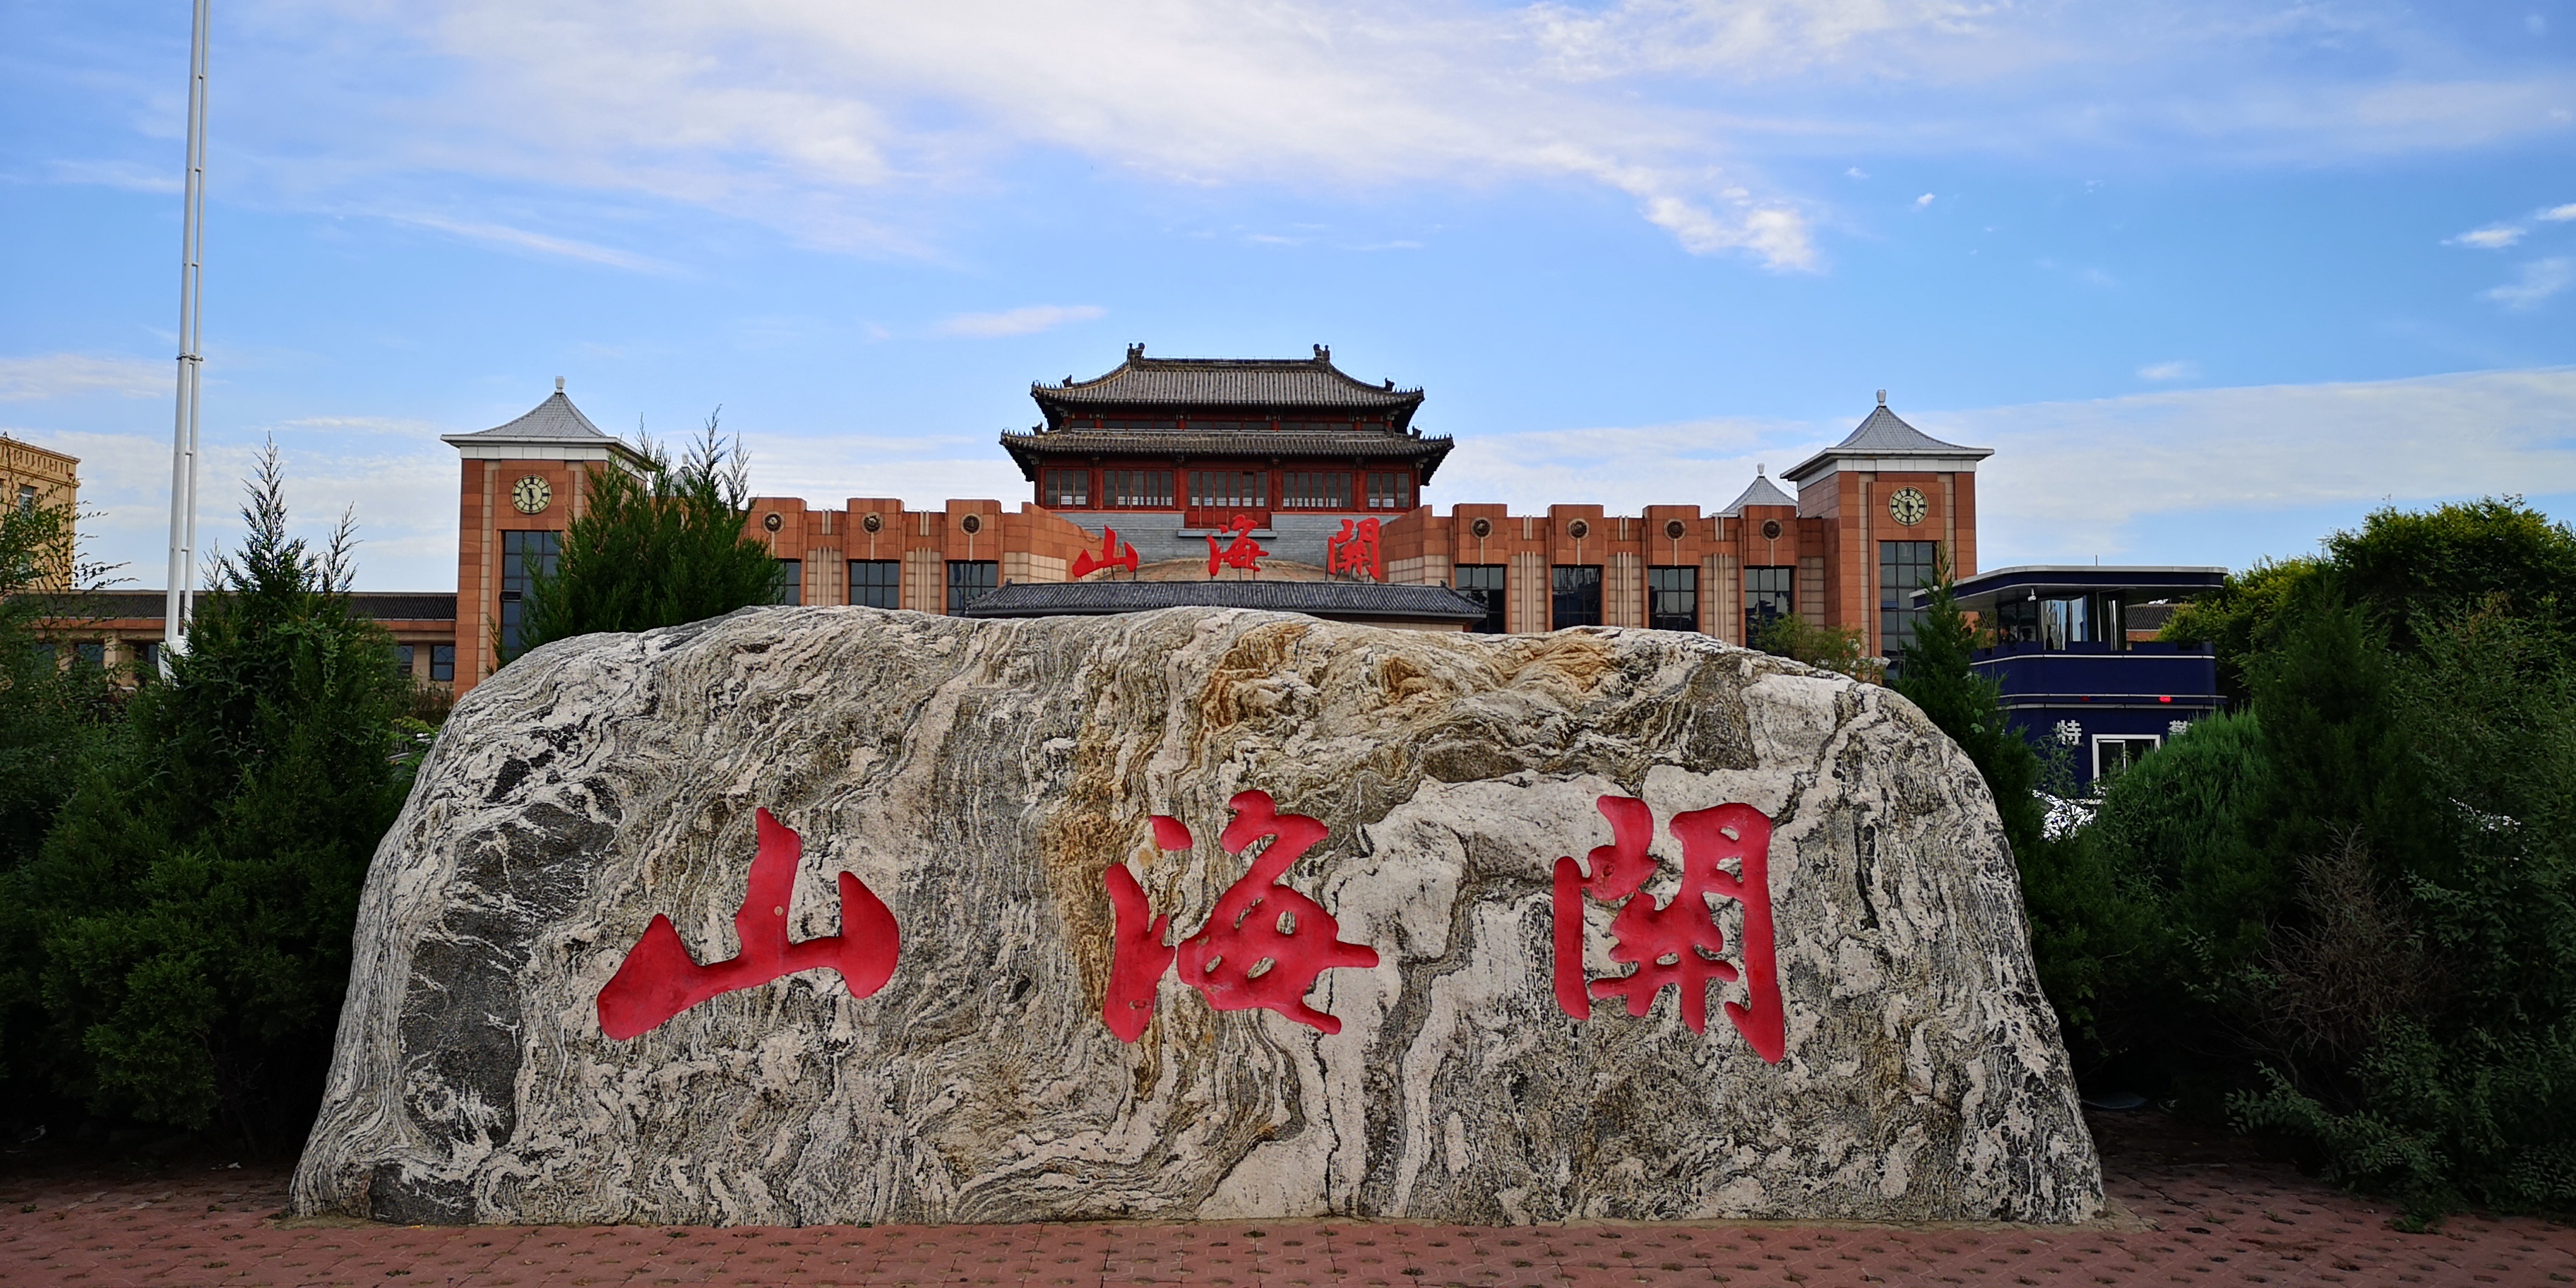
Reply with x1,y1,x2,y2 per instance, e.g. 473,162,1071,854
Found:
161,0,210,673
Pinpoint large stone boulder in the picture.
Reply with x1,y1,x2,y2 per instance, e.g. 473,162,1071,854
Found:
292,607,2101,1226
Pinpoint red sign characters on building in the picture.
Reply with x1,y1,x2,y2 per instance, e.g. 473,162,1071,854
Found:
1326,517,1383,582
1551,796,1785,1063
1205,515,1268,578
1071,527,1140,579
597,809,902,1040
1102,791,1380,1040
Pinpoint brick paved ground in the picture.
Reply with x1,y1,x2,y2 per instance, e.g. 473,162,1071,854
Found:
2,1113,2570,1287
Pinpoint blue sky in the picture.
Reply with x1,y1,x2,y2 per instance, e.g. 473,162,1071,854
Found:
4,0,2573,590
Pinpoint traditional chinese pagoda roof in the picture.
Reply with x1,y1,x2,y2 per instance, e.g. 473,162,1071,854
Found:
1781,394,1991,484
1002,345,1450,481
1719,471,1796,515
956,579,1489,624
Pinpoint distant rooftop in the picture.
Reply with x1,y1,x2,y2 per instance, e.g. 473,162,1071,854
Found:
443,381,647,464
1005,345,1450,480
1782,393,1992,484
1720,470,1796,515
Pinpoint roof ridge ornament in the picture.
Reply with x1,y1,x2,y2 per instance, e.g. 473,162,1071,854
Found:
1127,342,1145,361
1313,344,1330,362
556,376,565,393
1876,389,1887,406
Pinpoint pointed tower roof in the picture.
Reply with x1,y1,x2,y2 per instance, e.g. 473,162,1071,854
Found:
443,380,649,465
1782,392,1991,484
1719,469,1796,515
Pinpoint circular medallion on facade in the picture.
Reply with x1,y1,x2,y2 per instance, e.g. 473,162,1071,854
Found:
960,514,982,535
1567,519,1590,539
1761,519,1783,541
1469,518,1492,538
1888,487,1929,526
1664,519,1686,540
761,512,783,532
511,475,552,515
862,513,882,534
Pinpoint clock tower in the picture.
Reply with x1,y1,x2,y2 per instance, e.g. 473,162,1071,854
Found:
441,380,650,692
1780,392,1993,661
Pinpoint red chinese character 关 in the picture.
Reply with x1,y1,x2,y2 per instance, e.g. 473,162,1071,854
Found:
1205,515,1268,578
1071,527,1140,579
597,808,901,1040
1551,796,1784,1063
1326,518,1383,581
1102,791,1379,1040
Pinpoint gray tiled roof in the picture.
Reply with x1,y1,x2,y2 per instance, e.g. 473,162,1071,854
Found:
1034,350,1422,422
447,390,611,441
999,429,1452,479
1719,472,1796,514
1782,398,1992,483
1831,405,1982,455
957,579,1487,622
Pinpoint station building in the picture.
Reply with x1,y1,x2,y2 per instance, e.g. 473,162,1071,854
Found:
437,346,1995,696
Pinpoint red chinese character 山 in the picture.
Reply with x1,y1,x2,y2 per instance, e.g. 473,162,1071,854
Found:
1205,515,1268,578
1551,796,1785,1063
1071,527,1140,579
596,808,902,1041
1102,792,1379,1041
1326,518,1383,582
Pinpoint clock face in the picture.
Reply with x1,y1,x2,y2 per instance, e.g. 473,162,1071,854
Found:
1888,486,1928,527
511,475,553,515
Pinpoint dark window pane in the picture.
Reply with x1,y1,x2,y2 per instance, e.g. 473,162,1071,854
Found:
946,560,998,614
849,559,902,609
73,641,105,668
1455,564,1508,633
396,644,416,676
1745,566,1794,641
1107,470,1174,508
1647,566,1698,632
1366,472,1414,511
1551,565,1602,629
430,645,456,681
1044,469,1089,508
774,559,802,605
499,530,563,656
1879,540,1938,657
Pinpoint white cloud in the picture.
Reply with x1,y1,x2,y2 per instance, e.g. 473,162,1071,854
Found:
2541,203,2576,222
2136,360,2198,381
1913,192,1936,209
1846,167,1868,179
934,304,1108,339
2449,224,2525,249
379,211,679,273
2483,257,2575,308
0,354,169,402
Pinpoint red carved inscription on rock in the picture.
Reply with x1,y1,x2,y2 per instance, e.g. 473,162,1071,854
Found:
597,808,901,1040
1103,790,1379,1040
1552,796,1785,1062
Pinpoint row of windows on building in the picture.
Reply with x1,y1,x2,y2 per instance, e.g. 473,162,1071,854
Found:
773,542,1948,643
1042,468,1417,512
34,638,459,683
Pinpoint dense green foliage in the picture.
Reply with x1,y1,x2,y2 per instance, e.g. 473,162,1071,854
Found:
1753,613,1883,682
0,449,417,1146
505,414,782,666
0,491,120,870
2075,499,2576,1218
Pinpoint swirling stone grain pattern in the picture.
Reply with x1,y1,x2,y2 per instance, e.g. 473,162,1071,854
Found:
290,606,2101,1227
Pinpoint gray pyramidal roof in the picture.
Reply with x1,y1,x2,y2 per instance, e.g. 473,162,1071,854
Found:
446,389,610,442
1782,398,1991,483
1719,472,1796,515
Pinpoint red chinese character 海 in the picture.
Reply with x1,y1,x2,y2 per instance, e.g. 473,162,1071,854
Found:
1326,517,1383,581
1551,796,1784,1063
596,809,901,1040
1205,515,1268,578
1102,791,1379,1040
1071,527,1140,579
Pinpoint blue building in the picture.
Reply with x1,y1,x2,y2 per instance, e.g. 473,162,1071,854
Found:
1936,566,2229,787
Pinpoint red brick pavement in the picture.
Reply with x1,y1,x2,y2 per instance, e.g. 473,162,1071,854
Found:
3,1114,2571,1287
